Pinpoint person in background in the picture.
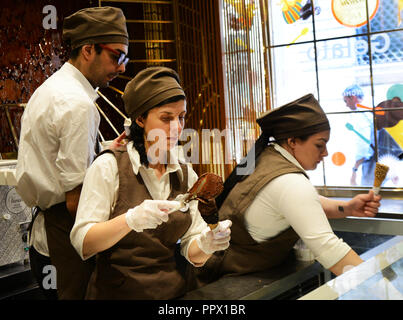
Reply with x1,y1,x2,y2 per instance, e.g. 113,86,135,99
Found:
377,84,403,155
70,66,232,300
15,7,129,299
373,84,403,185
195,94,381,285
342,84,375,186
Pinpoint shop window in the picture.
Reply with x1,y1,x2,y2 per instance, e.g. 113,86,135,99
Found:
221,0,267,165
266,0,403,190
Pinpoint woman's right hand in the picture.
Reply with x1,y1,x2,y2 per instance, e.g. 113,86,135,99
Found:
125,199,181,232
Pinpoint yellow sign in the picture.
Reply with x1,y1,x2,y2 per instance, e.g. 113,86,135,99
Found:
332,0,379,28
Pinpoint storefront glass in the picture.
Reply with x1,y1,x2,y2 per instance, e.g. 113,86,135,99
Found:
268,0,403,189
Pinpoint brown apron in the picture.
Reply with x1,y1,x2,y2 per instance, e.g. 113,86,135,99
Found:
40,134,101,299
86,149,192,299
195,145,308,285
43,202,95,299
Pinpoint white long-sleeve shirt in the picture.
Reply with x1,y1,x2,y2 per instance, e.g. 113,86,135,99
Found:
16,62,100,256
70,142,207,264
244,144,351,269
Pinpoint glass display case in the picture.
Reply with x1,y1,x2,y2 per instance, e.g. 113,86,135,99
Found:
300,236,403,299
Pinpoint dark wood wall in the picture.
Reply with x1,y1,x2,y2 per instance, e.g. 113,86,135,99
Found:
0,0,96,156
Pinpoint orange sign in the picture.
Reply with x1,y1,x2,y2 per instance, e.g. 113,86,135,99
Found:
332,0,379,28
332,152,346,166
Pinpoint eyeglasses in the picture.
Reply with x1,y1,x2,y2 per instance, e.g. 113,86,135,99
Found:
98,44,129,66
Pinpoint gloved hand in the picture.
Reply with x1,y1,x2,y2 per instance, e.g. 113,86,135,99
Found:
125,199,181,232
196,220,232,255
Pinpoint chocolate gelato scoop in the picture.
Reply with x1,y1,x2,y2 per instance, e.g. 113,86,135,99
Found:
188,173,224,201
190,173,223,230
169,173,224,230
198,198,220,229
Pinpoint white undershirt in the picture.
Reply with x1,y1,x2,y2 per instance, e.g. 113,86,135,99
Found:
244,144,351,269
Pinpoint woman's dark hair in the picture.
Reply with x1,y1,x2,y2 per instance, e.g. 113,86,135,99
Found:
69,44,103,61
274,133,311,146
128,95,186,167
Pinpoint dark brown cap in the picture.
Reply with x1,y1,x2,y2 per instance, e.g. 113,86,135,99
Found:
63,6,128,49
257,94,330,140
123,67,186,120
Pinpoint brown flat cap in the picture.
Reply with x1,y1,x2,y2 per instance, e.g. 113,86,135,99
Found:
123,67,186,120
63,6,128,49
257,94,330,140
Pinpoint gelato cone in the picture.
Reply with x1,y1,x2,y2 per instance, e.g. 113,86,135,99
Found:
192,173,223,230
198,199,219,230
373,162,389,195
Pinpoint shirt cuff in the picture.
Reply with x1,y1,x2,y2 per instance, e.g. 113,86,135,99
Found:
70,222,96,260
180,238,206,267
315,240,351,269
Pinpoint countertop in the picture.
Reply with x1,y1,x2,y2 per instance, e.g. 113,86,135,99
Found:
300,236,403,300
180,253,323,300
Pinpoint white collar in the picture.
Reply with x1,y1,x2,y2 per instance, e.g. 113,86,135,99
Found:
62,62,99,102
272,143,307,174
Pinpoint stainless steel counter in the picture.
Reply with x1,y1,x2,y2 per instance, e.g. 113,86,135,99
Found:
180,253,324,300
0,262,41,299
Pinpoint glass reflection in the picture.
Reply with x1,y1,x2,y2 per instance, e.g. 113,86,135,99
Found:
271,43,318,107
374,91,403,187
300,238,403,300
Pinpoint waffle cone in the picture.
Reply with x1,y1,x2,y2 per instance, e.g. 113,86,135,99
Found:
208,223,218,230
373,162,389,187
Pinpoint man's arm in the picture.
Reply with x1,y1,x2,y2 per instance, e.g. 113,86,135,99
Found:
66,184,82,218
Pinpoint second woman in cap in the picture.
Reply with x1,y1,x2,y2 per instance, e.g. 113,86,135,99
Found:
194,94,381,286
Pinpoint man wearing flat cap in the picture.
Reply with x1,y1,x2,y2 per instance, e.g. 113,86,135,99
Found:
16,6,129,299
195,94,381,285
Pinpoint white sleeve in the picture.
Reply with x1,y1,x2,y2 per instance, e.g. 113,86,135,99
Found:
179,165,209,266
70,153,119,260
271,174,351,269
54,97,99,192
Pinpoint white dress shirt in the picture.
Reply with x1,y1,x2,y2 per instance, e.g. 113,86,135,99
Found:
244,144,351,269
70,142,207,265
16,62,100,256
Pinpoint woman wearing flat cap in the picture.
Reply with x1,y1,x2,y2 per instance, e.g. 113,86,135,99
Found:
194,94,382,285
70,66,232,299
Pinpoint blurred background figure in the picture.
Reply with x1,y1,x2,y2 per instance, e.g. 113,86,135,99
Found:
374,84,403,186
342,84,374,186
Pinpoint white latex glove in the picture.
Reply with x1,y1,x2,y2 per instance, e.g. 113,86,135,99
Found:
196,220,232,255
125,199,181,232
